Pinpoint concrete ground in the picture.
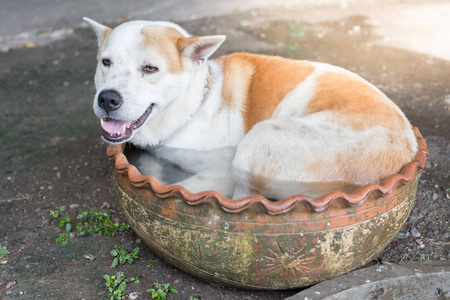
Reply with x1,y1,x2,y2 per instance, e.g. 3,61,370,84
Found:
1,0,449,299
287,260,450,300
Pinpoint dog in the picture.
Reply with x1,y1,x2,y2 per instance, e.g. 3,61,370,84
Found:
84,17,418,199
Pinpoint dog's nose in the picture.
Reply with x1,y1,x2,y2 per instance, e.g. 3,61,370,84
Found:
98,90,123,113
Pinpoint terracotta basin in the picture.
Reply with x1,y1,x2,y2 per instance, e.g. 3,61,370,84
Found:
107,127,428,290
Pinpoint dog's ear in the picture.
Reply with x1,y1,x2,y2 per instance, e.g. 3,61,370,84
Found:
178,35,226,67
83,17,112,48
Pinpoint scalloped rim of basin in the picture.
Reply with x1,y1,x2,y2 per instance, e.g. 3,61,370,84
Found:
107,126,428,215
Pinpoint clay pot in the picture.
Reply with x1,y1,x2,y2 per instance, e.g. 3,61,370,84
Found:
107,127,428,290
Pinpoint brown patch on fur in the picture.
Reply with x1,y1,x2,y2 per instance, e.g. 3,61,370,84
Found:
248,174,268,195
176,36,199,53
306,71,406,132
218,53,316,132
141,26,184,73
219,56,255,109
99,29,112,50
243,149,280,195
272,125,282,131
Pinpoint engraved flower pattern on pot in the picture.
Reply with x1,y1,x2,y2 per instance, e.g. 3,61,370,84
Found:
249,236,326,284
348,208,405,266
187,239,234,270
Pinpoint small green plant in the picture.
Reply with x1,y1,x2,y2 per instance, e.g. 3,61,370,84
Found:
132,269,144,277
0,243,11,258
189,297,199,300
147,258,158,267
76,204,129,236
146,282,178,300
50,205,66,218
54,233,70,245
240,25,249,32
104,271,139,300
110,245,139,268
419,253,429,261
59,215,72,232
50,205,72,232
49,204,130,244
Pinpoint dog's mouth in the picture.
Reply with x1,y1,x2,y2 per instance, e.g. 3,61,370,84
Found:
101,104,154,143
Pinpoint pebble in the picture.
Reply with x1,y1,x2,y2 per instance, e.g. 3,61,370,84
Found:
396,231,410,239
429,227,438,233
6,290,13,295
128,292,139,299
83,254,96,261
410,227,421,238
444,94,450,105
6,280,17,290
416,239,426,249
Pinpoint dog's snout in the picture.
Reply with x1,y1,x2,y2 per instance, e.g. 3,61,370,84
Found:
98,90,123,113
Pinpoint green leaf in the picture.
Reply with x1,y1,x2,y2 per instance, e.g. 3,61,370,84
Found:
118,281,127,292
120,223,130,230
119,255,126,265
66,222,72,232
131,247,139,256
59,205,66,212
111,257,118,268
110,249,118,257
77,211,88,219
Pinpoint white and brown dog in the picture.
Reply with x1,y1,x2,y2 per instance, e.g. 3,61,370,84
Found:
84,18,417,199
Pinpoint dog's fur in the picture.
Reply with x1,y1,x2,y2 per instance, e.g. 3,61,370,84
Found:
84,18,418,199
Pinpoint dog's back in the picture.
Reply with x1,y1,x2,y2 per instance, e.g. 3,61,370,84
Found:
221,53,417,198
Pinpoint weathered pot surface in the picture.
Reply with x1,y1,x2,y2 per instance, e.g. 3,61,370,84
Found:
107,127,428,290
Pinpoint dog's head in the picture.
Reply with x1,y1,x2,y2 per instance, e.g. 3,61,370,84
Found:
84,18,225,145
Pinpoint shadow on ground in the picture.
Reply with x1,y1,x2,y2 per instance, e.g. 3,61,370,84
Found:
1,7,449,300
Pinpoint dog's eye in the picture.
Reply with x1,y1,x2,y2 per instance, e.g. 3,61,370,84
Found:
102,59,111,66
143,65,158,73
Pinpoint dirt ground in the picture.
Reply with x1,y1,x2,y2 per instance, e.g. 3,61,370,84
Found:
1,5,449,300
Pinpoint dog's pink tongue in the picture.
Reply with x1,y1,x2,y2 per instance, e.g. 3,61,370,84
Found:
102,119,133,134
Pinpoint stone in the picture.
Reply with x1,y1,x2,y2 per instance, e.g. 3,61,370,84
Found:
286,261,450,300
